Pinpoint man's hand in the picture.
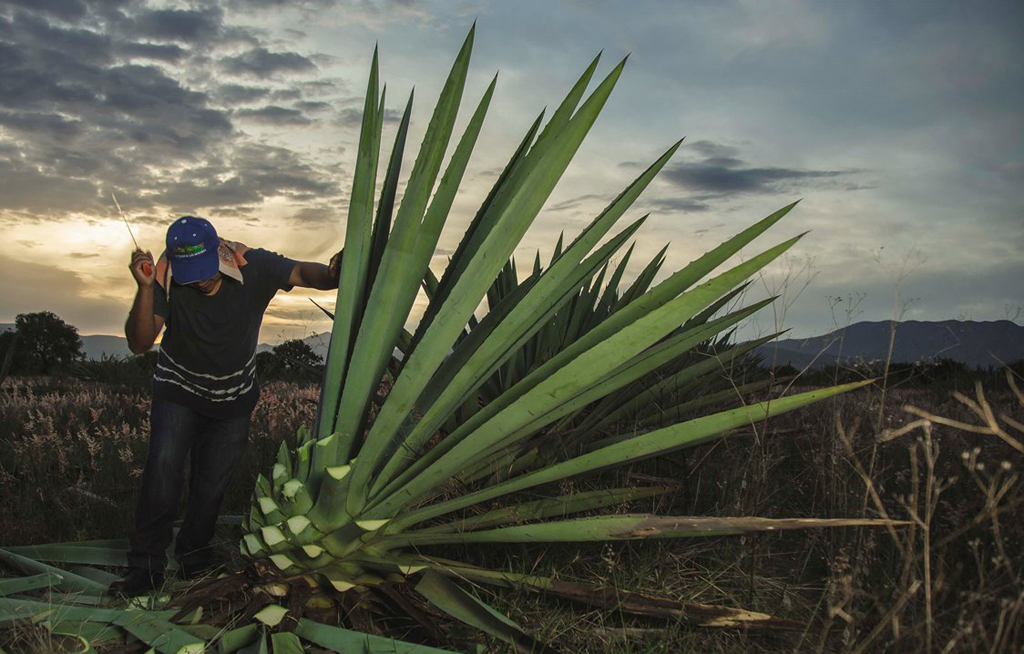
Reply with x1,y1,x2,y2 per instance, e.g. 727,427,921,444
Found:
328,249,344,284
130,249,155,288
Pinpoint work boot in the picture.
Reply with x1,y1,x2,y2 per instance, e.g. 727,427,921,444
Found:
108,567,164,595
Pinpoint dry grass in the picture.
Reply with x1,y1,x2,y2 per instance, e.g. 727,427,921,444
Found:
0,373,1021,652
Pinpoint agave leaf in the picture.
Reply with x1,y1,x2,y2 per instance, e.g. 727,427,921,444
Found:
315,46,382,447
417,486,672,534
335,28,478,475
112,610,205,654
365,90,414,307
418,557,806,630
0,550,106,596
0,573,62,597
293,618,454,653
4,544,128,568
217,623,260,653
389,514,906,547
345,72,496,512
593,332,783,430
269,632,305,654
415,570,557,654
387,380,872,529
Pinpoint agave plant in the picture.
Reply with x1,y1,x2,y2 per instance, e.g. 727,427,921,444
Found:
0,27,901,654
234,25,896,647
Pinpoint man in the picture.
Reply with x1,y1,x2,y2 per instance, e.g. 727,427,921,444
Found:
111,215,341,594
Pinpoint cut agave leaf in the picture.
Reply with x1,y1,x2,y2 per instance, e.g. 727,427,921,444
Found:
294,618,454,653
415,570,556,653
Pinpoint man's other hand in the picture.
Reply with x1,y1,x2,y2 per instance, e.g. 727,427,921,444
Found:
328,249,344,283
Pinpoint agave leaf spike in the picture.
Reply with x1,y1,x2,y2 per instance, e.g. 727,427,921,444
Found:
313,45,382,451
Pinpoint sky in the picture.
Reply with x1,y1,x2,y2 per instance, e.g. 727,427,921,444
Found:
0,0,1021,344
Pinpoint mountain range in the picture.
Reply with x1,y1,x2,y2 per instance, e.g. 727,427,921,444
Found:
755,320,1023,369
2,320,1021,370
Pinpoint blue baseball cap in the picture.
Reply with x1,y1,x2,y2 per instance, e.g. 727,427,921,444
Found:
166,216,219,284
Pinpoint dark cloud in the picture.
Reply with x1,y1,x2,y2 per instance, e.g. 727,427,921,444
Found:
0,0,339,225
0,110,83,138
219,47,316,78
236,105,312,125
117,41,188,63
293,100,330,113
215,83,271,105
2,0,87,22
646,197,714,213
134,8,223,43
650,140,865,213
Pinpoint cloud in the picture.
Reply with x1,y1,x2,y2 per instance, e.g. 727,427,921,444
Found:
219,47,316,78
133,8,223,43
0,2,344,225
661,141,858,196
236,105,313,125
214,83,272,105
4,0,87,22
117,41,188,63
0,253,128,334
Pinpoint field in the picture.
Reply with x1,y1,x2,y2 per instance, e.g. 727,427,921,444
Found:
1,371,1021,653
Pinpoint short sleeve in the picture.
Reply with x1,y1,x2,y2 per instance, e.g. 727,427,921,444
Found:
153,285,170,319
244,248,297,302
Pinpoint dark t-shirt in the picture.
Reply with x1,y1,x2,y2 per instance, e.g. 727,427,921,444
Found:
152,248,296,419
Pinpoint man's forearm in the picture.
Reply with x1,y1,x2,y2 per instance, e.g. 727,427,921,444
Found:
298,262,338,290
126,286,157,353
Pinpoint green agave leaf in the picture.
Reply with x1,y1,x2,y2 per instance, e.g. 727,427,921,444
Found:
4,544,128,568
415,570,556,653
389,513,906,546
217,623,260,654
270,631,306,654
0,550,107,596
335,28,478,474
293,618,454,653
315,45,382,447
387,380,872,529
417,486,672,534
0,572,62,596
345,73,496,513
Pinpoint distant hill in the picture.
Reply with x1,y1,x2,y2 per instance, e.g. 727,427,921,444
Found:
757,320,1024,370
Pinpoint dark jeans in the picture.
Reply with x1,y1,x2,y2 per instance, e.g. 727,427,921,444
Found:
127,398,250,573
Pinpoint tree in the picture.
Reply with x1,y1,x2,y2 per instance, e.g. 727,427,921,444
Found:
272,339,323,371
14,311,84,374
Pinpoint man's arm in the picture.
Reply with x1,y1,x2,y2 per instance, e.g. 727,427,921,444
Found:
125,249,165,354
288,250,343,290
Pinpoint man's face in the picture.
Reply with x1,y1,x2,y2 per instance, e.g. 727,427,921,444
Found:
187,272,222,294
